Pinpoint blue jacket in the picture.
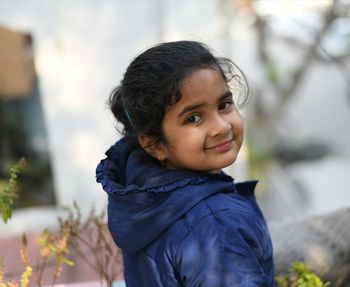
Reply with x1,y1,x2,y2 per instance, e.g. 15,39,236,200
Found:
96,137,275,286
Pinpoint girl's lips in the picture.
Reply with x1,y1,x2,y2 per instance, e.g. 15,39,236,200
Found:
205,139,233,152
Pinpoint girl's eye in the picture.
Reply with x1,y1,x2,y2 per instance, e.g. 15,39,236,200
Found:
218,101,234,111
185,114,202,124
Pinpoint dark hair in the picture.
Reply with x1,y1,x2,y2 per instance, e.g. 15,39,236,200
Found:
109,40,248,147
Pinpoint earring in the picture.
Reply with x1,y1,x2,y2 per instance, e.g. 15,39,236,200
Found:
158,157,165,166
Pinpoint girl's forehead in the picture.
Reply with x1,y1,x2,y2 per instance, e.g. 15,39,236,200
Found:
165,68,229,117
180,68,227,97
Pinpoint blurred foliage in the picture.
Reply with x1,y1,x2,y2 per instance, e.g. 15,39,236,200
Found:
13,160,55,209
0,158,25,223
57,202,122,287
36,227,74,286
245,0,348,177
0,230,71,287
276,261,331,287
0,202,122,287
0,235,32,287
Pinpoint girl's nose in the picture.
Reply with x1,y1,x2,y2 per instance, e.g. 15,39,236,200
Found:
208,114,231,137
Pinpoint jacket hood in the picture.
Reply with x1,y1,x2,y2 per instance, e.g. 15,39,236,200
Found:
96,137,255,253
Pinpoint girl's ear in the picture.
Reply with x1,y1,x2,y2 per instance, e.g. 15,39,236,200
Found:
138,134,166,162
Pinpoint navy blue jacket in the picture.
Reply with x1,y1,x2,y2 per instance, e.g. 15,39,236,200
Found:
96,137,275,286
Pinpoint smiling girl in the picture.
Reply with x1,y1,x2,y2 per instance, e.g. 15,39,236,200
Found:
96,41,275,286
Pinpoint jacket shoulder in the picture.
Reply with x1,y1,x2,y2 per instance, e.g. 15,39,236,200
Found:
162,192,274,286
166,190,264,248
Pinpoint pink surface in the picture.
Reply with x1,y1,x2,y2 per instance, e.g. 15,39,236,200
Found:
0,232,124,285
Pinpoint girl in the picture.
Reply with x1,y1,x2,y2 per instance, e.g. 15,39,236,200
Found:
96,41,275,286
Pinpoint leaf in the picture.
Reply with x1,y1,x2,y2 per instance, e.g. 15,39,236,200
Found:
47,243,57,253
0,158,26,224
276,261,331,287
63,258,74,267
1,204,12,224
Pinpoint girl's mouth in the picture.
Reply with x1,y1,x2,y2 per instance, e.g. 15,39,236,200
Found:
205,139,233,152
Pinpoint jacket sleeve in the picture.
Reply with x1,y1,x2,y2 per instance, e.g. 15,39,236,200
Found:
174,208,272,287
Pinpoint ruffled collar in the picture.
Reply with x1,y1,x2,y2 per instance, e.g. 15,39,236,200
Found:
96,137,258,253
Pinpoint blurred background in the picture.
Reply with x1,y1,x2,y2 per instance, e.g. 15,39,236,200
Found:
0,0,349,285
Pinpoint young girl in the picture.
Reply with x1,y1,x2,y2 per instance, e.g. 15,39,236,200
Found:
96,41,275,286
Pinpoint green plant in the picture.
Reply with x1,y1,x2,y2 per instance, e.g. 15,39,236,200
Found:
35,227,74,286
0,235,32,287
0,158,122,286
0,158,25,223
0,230,72,287
0,203,122,287
276,261,331,287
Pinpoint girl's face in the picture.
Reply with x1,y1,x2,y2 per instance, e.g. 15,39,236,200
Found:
158,68,243,173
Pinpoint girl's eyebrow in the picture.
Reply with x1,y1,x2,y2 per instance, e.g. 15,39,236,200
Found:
177,90,232,118
221,90,233,99
177,103,205,118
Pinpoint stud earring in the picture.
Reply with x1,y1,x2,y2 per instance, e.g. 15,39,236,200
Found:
158,157,165,166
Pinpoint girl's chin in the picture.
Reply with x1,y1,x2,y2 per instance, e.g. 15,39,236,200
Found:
164,153,239,172
203,159,238,173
